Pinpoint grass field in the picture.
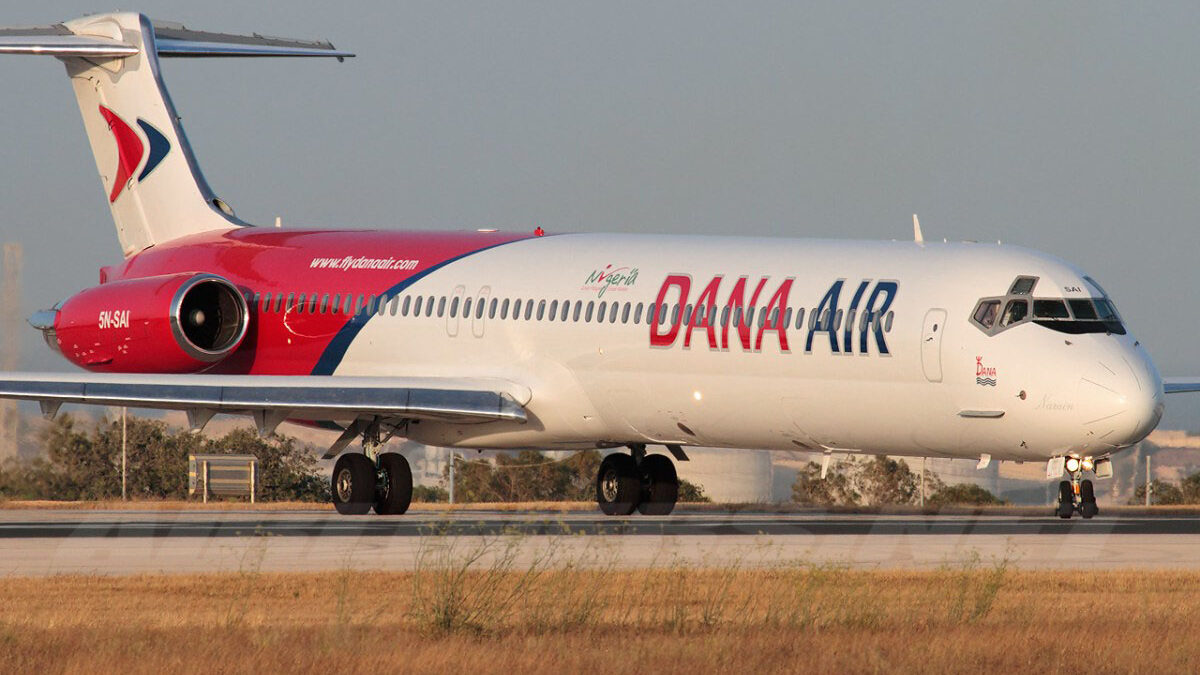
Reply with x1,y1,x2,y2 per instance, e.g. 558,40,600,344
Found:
3,556,1200,673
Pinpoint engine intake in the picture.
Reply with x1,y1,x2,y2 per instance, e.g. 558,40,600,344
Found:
173,275,249,359
51,273,249,373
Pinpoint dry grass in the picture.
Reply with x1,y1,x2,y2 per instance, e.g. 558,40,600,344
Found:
2,556,1200,673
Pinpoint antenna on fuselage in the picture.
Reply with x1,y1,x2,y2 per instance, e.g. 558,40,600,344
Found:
913,214,924,244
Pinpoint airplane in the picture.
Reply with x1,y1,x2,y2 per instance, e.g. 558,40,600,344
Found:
0,12,1195,519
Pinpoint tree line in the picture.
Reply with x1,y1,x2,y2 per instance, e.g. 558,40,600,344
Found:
0,415,326,501
791,455,1005,506
0,415,1011,506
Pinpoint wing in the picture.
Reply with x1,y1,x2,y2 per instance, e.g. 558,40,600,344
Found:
1165,378,1200,394
0,372,529,457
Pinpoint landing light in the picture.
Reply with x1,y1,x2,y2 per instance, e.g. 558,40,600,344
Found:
1082,457,1095,472
1065,457,1081,473
693,391,702,402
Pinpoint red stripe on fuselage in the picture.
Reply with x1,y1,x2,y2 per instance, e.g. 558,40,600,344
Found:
103,228,537,375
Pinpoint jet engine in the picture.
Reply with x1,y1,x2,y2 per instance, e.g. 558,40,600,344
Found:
43,273,249,373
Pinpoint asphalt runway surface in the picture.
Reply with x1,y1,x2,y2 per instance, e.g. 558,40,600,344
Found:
4,509,1200,575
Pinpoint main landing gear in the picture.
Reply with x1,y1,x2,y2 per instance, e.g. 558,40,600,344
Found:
596,444,680,516
331,423,412,515
1055,456,1100,520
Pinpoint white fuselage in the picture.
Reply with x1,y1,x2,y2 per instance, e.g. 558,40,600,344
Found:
330,233,1164,462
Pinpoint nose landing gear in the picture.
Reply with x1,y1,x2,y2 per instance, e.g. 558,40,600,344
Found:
1055,457,1099,519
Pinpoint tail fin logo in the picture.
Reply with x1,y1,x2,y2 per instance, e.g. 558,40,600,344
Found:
98,106,170,203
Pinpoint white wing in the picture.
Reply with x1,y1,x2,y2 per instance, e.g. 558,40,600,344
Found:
0,372,529,457
1164,378,1200,394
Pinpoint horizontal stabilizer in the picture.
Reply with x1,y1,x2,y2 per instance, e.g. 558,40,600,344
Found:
0,29,137,57
0,19,353,60
153,22,354,59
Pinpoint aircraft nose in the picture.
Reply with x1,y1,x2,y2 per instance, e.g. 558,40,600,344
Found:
1077,347,1164,448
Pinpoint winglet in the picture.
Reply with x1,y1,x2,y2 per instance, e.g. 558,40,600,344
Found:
913,214,924,244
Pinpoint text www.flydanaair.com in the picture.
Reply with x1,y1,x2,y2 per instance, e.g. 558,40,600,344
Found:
309,256,420,271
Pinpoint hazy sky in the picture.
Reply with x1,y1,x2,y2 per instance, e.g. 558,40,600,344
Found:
3,2,1200,425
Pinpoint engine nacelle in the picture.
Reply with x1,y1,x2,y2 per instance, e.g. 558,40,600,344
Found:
52,273,249,373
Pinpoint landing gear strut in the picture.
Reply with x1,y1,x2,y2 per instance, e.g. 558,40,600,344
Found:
330,419,412,516
1055,461,1098,520
596,444,681,516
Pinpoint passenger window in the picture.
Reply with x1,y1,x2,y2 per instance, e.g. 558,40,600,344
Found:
414,296,424,317
512,299,521,319
275,294,285,313
476,300,485,320
525,300,534,321
486,298,496,319
885,311,894,332
573,301,582,322
285,293,296,312
1069,299,1098,320
500,299,510,320
596,301,606,322
622,302,631,323
321,294,331,313
1001,299,1029,326
833,309,842,331
401,296,411,316
535,300,545,321
795,308,805,331
450,296,460,318
437,297,446,318
260,293,271,313
972,300,1001,328
783,308,792,329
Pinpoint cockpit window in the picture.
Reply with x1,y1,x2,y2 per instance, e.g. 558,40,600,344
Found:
1009,276,1038,295
1068,299,1098,320
973,300,1000,329
972,275,1126,336
1001,299,1028,326
1095,298,1120,321
1033,299,1070,319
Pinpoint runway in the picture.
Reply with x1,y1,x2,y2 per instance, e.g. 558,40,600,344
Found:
4,509,1200,575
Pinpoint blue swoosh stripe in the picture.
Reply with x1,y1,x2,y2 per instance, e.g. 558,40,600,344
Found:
309,238,531,376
